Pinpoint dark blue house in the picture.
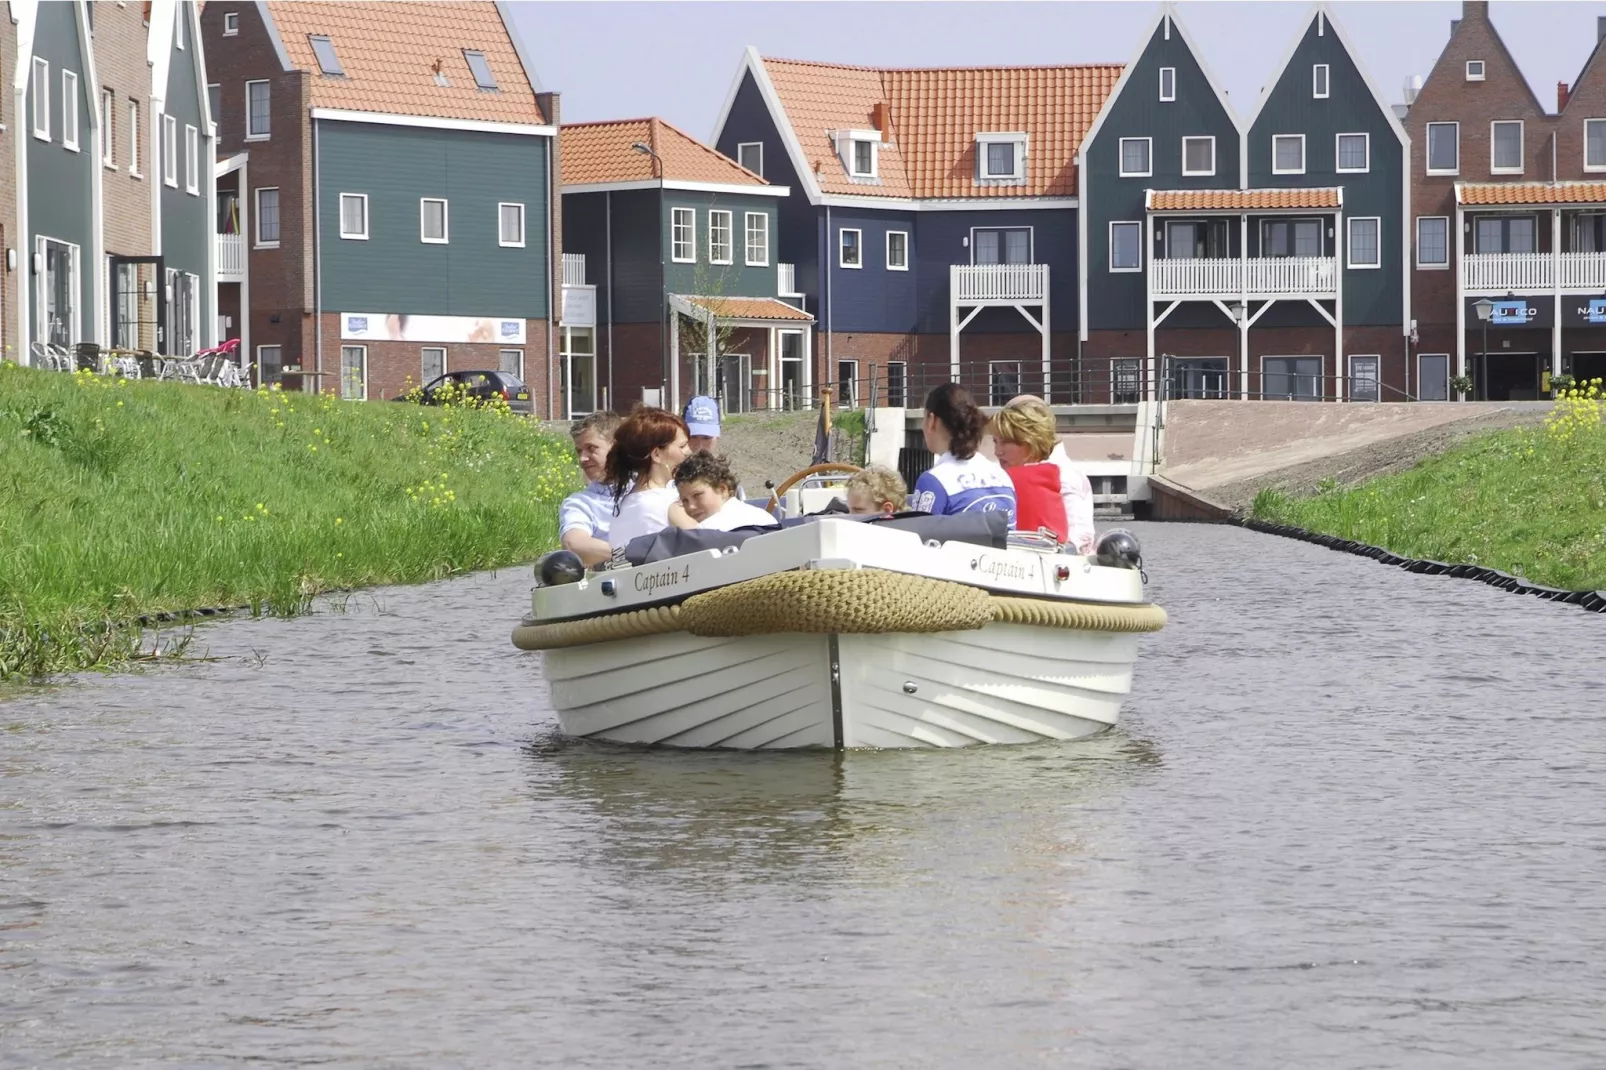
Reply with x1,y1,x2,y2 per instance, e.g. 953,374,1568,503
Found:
712,48,1120,406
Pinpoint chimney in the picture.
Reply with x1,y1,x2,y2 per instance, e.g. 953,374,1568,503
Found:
1462,1,1488,21
1598,15,1606,41
870,101,891,143
1560,82,1572,112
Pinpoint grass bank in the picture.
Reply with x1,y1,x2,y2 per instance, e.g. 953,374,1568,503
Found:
1249,382,1606,591
0,364,574,678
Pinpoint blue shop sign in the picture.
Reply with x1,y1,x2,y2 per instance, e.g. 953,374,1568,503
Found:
1562,298,1606,327
1466,296,1552,329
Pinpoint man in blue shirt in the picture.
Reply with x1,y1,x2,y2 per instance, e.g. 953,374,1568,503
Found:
559,411,622,567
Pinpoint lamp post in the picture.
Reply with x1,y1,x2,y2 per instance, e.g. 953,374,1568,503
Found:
631,139,667,406
1472,295,1494,401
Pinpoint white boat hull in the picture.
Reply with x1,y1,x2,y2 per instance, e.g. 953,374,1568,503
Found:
542,621,1139,750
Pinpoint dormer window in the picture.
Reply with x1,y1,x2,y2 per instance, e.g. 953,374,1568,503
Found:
836,130,880,179
1466,60,1485,82
309,35,344,77
223,11,239,35
975,132,1027,183
464,50,497,90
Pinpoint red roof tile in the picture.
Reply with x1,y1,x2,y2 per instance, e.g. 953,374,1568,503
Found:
678,296,813,322
1148,188,1342,211
761,56,1121,200
1458,181,1606,205
265,2,547,125
562,118,767,188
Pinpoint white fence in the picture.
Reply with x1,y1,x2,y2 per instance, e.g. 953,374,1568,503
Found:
1463,251,1606,291
777,262,799,295
1151,255,1337,297
561,253,587,287
952,263,1049,303
216,233,246,280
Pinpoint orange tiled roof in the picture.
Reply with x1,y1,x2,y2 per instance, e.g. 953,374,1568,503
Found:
761,57,1122,200
265,2,547,125
1148,188,1342,211
1459,181,1606,205
679,296,814,322
562,118,767,188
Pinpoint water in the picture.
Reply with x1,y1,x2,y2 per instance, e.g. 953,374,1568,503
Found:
3,523,1604,1068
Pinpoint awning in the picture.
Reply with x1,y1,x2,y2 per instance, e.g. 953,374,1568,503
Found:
1457,181,1606,207
1147,187,1342,212
668,294,814,326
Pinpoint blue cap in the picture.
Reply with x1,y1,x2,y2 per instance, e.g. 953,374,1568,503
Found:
684,395,721,438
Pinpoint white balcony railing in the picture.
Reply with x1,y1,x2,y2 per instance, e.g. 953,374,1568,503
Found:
1559,251,1606,289
952,263,1049,303
1150,255,1337,297
1463,252,1550,291
777,262,800,296
561,252,587,287
217,233,246,281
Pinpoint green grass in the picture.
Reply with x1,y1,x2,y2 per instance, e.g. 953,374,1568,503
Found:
0,364,575,678
1248,405,1606,591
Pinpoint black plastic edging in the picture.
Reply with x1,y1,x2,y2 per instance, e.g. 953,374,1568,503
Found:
1236,517,1606,615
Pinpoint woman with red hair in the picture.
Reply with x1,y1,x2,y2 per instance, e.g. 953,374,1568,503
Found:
604,405,696,552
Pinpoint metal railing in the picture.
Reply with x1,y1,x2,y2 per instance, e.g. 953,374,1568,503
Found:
561,253,587,287
1151,255,1337,297
952,263,1049,302
217,233,246,279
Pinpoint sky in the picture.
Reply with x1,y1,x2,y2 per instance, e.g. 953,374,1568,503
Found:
508,2,1599,138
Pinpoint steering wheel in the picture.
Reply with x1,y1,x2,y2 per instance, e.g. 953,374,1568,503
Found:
766,462,862,515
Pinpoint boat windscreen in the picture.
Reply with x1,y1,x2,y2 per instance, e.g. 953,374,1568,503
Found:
621,511,1008,567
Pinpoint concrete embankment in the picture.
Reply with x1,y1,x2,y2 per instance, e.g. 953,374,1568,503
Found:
1157,400,1553,513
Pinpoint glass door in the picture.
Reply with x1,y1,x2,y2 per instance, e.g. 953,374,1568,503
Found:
562,326,596,417
719,352,751,414
778,331,804,410
1349,355,1380,401
41,238,80,348
1263,356,1323,400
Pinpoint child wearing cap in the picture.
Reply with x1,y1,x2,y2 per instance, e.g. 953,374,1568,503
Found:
683,394,723,453
675,453,778,532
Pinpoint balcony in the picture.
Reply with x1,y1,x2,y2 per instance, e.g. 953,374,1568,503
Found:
1463,251,1606,293
217,233,246,282
560,253,595,328
952,263,1049,304
561,252,587,287
777,262,801,297
1150,256,1337,299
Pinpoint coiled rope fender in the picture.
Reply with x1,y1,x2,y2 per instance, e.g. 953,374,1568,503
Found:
511,568,1167,651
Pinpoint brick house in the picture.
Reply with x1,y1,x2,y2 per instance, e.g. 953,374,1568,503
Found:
201,1,562,409
711,48,1119,408
1407,0,1606,398
559,116,805,415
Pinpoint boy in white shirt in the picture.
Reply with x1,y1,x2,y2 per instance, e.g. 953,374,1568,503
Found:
675,453,779,532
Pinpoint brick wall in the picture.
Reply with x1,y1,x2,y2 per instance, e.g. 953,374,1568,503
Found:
95,3,154,262
316,312,549,402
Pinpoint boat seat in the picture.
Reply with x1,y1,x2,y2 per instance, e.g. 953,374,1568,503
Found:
621,511,1008,567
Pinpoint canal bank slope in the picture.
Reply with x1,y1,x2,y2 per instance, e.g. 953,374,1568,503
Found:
0,365,574,678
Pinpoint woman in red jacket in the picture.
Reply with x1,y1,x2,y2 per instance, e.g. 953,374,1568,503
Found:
988,404,1069,544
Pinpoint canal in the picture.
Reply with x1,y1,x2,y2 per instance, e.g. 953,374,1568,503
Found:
2,523,1603,1068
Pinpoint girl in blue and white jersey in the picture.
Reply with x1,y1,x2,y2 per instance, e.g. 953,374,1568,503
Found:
910,383,1016,527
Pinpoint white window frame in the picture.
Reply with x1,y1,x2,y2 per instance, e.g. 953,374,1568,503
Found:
127,97,141,176
1466,60,1485,82
976,133,1028,182
1109,220,1142,273
1415,215,1450,269
498,202,525,247
736,141,763,176
339,193,369,240
970,225,1034,266
708,209,733,265
184,124,199,193
1586,119,1606,173
670,207,695,263
1272,133,1306,175
846,136,877,178
223,11,239,35
1336,132,1370,174
1426,121,1459,176
163,113,177,186
885,229,908,271
1118,136,1152,178
254,186,280,248
499,348,524,380
1490,120,1524,175
1159,66,1176,102
36,236,82,347
255,345,282,385
420,197,449,244
245,79,270,140
32,58,49,141
421,346,447,384
1347,216,1381,269
101,89,116,168
839,227,862,269
1313,63,1330,99
61,70,79,151
744,211,769,267
340,345,367,401
1181,135,1215,177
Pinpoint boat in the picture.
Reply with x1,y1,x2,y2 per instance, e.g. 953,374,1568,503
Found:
511,509,1166,750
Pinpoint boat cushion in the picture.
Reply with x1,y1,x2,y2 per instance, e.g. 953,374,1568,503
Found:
621,510,1008,567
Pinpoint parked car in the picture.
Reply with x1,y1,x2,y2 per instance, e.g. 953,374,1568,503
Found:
395,370,533,415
